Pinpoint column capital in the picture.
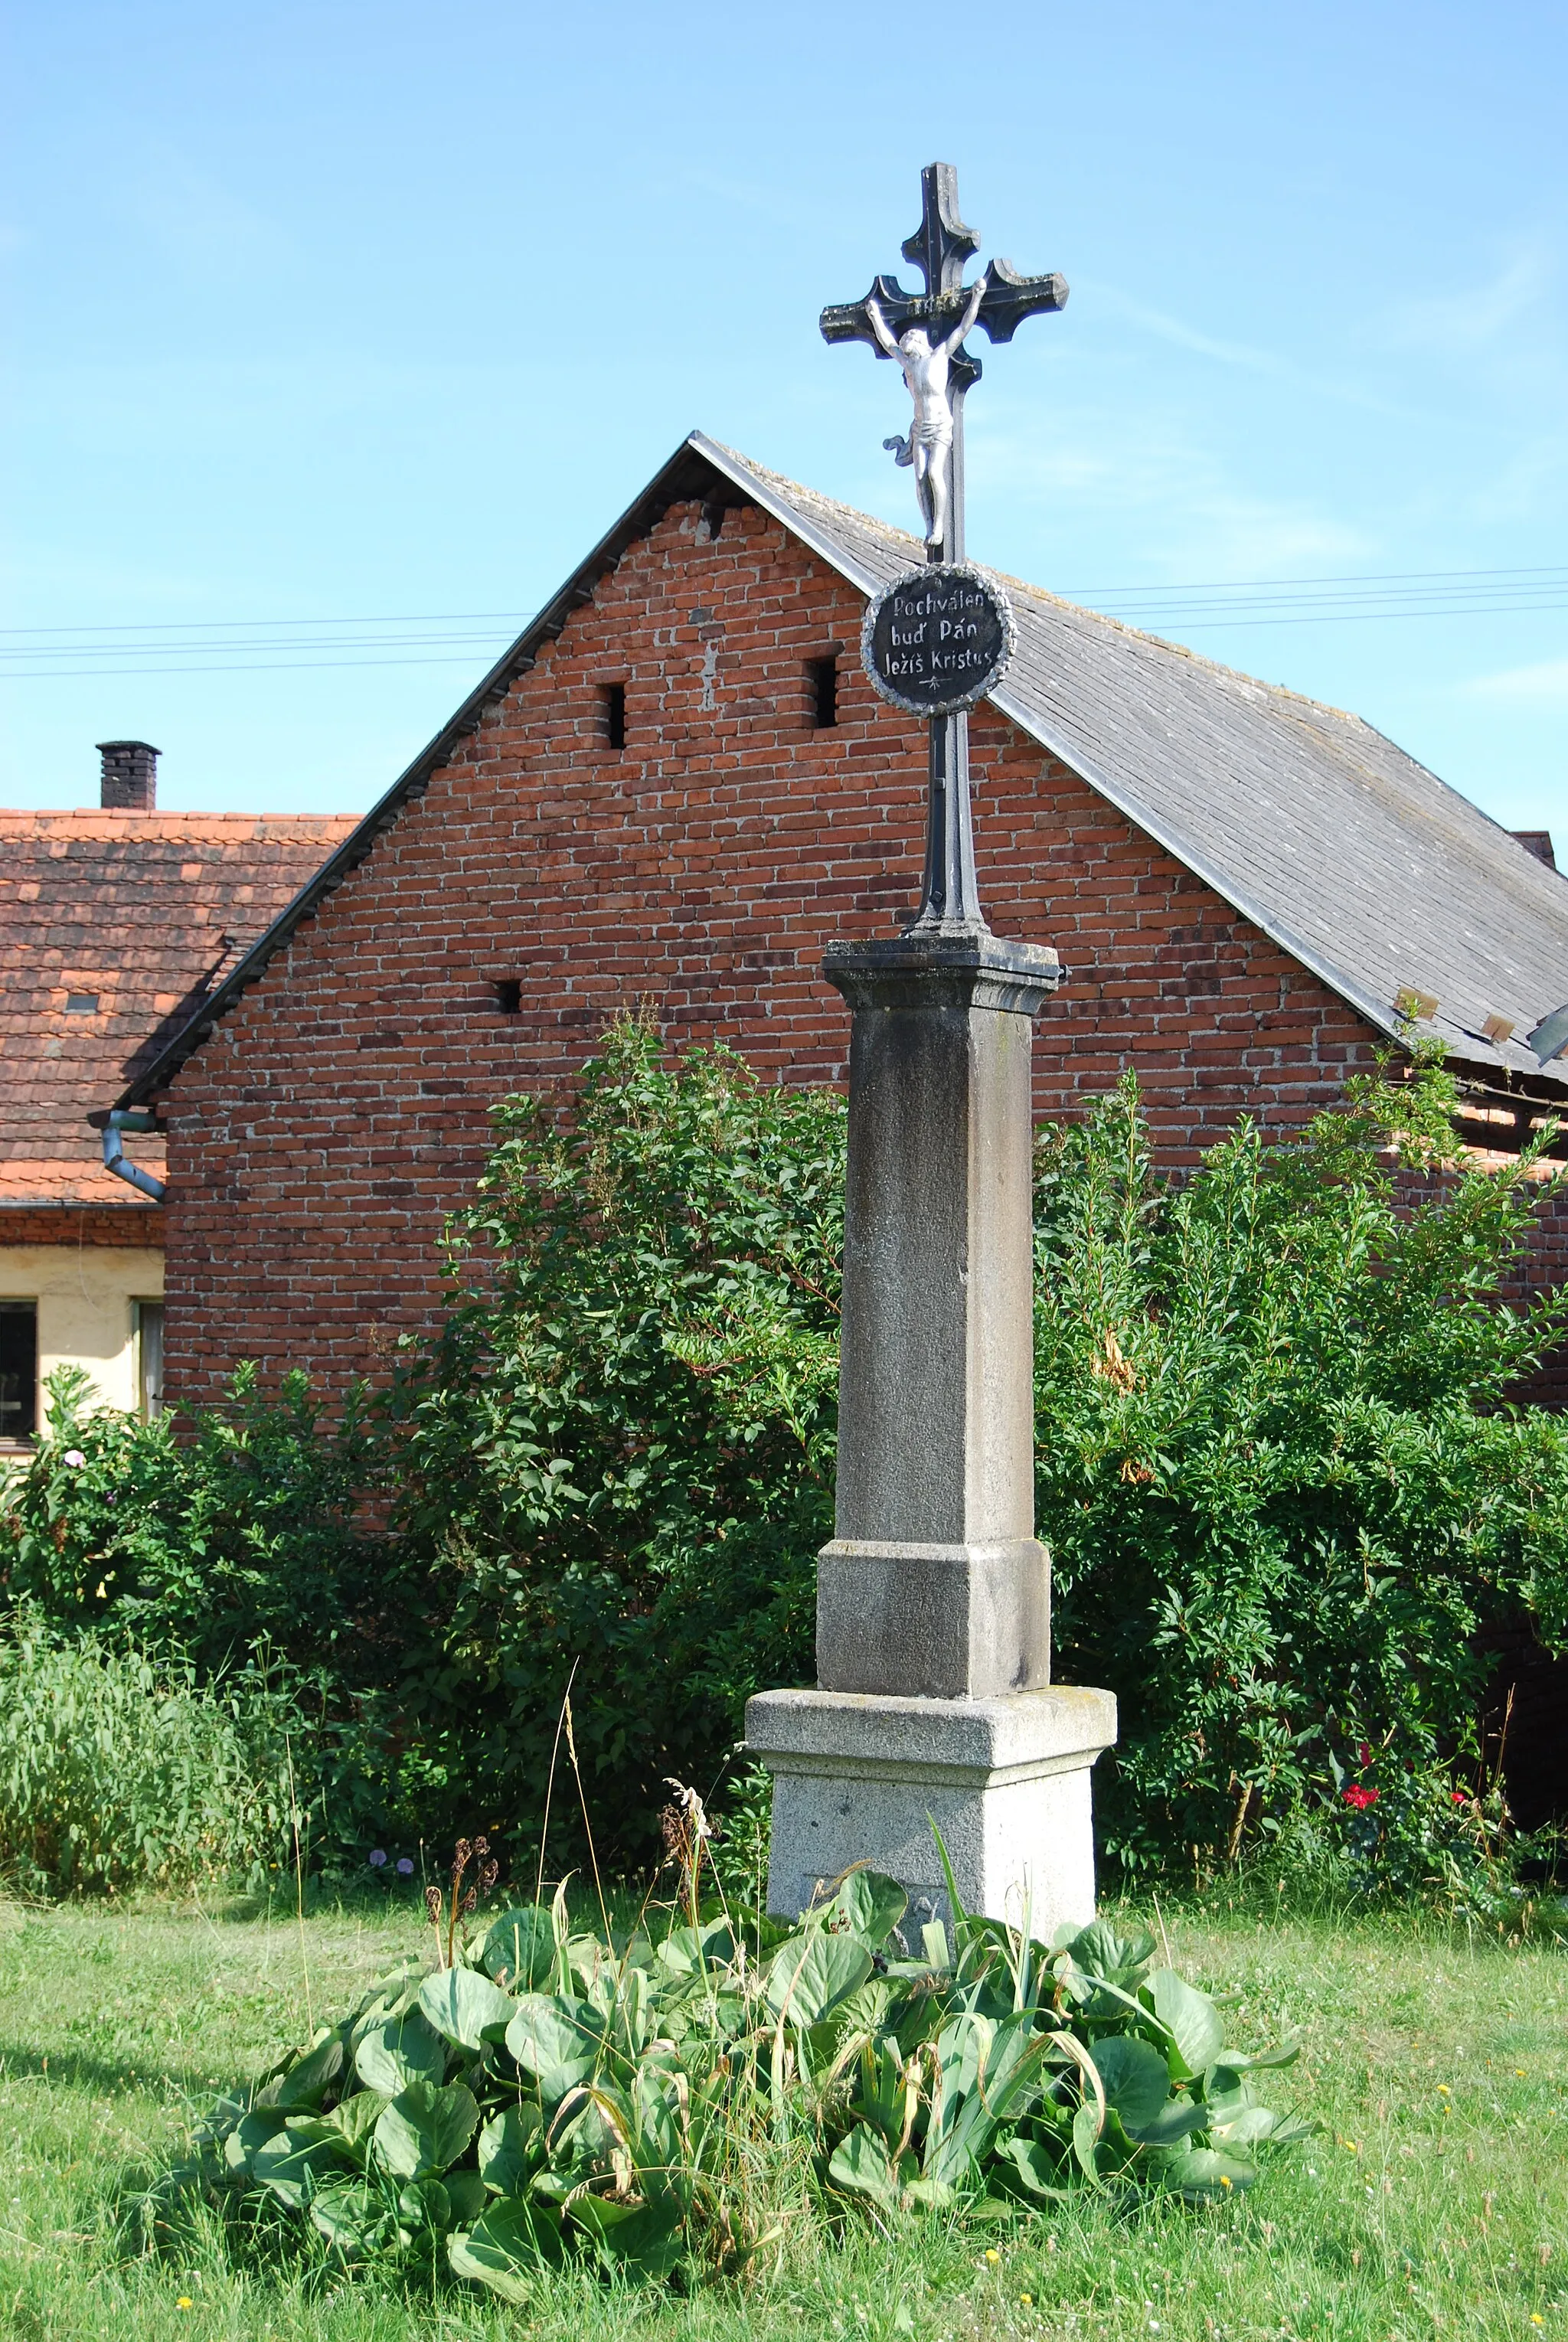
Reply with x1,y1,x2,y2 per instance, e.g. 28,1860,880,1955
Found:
824,928,1061,1019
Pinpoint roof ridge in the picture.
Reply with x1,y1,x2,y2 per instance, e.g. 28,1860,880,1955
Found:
701,436,1370,727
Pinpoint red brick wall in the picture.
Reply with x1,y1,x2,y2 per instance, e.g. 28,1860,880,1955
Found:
0,1205,162,1249
155,498,1567,1407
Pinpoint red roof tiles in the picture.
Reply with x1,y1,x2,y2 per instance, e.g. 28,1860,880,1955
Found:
0,809,355,1212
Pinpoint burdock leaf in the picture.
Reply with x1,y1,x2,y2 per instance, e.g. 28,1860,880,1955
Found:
765,1933,873,2028
503,1995,603,2105
373,2079,480,2180
354,2009,446,2095
475,1907,557,1992
833,1871,908,1948
478,2104,543,2195
418,1966,517,2051
1146,1969,1225,2080
448,2197,564,2302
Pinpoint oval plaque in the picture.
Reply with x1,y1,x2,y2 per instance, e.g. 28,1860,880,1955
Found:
861,562,1016,718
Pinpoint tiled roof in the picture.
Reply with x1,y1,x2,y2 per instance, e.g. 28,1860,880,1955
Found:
116,433,1568,1107
704,439,1568,1096
0,808,356,1209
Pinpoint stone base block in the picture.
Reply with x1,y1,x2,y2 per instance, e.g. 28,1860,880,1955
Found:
745,1684,1116,1939
815,1537,1049,1699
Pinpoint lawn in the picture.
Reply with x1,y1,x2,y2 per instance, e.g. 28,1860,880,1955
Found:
0,1886,1563,2341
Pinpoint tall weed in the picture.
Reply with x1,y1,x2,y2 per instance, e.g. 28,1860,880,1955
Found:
0,1615,296,1895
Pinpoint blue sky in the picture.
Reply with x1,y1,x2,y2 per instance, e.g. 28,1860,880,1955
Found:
3,1,1565,831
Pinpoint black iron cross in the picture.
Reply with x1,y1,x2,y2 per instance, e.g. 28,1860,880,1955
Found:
821,164,1068,936
821,162,1067,566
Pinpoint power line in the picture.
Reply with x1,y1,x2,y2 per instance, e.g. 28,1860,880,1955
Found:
0,562,1563,678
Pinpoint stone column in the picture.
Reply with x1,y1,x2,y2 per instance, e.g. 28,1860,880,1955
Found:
746,929,1116,1937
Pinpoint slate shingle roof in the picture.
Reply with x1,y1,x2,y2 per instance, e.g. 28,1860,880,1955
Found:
1,809,356,1208
116,433,1568,1109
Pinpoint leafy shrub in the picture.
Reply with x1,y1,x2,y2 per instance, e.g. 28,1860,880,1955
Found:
0,1362,393,1681
1034,1063,1568,1889
0,1612,296,1895
387,1016,844,1863
181,1844,1306,2299
0,1367,436,1872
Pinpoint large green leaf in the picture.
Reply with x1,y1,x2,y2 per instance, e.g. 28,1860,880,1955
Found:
503,1994,604,2104
765,1932,874,2028
1154,2144,1259,2196
1064,1919,1156,1980
1091,2033,1175,2134
1005,2134,1072,2200
476,1907,558,1992
323,2090,389,2158
449,2197,564,2301
251,2131,345,2209
1071,2100,1103,2182
308,2175,394,2255
373,2079,480,2180
222,2108,285,2177
1146,1968,1225,2080
478,2104,543,2195
833,1871,908,1948
273,2028,346,2112
655,1919,737,1978
569,2196,684,2276
354,2008,447,2095
828,2122,908,2210
418,1966,517,2052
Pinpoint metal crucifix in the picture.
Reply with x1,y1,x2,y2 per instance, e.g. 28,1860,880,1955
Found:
823,164,1067,931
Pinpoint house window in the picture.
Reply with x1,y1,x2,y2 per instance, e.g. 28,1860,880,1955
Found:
0,1302,38,1442
135,1300,165,1422
808,656,838,730
494,978,522,1017
64,992,100,1015
603,684,627,752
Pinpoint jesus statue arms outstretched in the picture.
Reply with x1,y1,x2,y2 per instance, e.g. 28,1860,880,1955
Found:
867,269,988,548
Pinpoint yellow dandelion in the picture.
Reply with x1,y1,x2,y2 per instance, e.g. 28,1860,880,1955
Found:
1530,2318,1543,2328
177,2301,193,2313
1516,2069,1528,2079
985,2248,1001,2265
1437,2084,1451,2095
1021,2295,1034,2308
1220,2175,1233,2190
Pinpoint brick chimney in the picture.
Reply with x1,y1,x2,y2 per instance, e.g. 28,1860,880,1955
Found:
97,740,159,811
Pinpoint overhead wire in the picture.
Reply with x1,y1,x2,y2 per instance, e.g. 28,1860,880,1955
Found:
0,562,1563,677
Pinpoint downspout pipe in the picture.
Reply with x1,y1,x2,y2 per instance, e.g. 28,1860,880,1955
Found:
103,1109,166,1203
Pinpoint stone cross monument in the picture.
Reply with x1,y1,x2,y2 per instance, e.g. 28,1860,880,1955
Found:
746,164,1117,1938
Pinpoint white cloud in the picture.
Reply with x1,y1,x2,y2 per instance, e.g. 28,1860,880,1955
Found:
1465,657,1568,707
1383,246,1550,356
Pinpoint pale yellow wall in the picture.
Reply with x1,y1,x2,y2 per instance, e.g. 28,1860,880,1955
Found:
0,1245,164,1422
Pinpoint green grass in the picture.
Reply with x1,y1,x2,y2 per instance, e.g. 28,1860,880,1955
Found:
0,1885,1563,2340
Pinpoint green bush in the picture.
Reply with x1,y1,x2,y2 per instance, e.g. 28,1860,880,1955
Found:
386,1016,844,1865
1,1361,391,1680
0,1612,296,1895
1034,1063,1568,1890
0,1366,430,1870
7,1025,1567,1899
181,1841,1306,2298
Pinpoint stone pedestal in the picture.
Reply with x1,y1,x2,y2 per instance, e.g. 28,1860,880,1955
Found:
746,1684,1116,1941
746,926,1117,1931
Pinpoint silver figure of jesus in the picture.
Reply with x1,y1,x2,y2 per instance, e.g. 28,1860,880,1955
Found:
868,270,988,550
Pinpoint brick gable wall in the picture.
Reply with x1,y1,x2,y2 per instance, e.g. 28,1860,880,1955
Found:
157,498,1568,1409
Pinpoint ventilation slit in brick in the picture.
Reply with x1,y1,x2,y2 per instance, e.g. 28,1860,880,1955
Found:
494,978,522,1017
603,683,626,752
808,657,838,730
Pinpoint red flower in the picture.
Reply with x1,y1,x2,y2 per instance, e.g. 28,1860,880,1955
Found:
1342,1784,1380,1811
1451,1790,1468,1808
1357,1743,1372,1769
